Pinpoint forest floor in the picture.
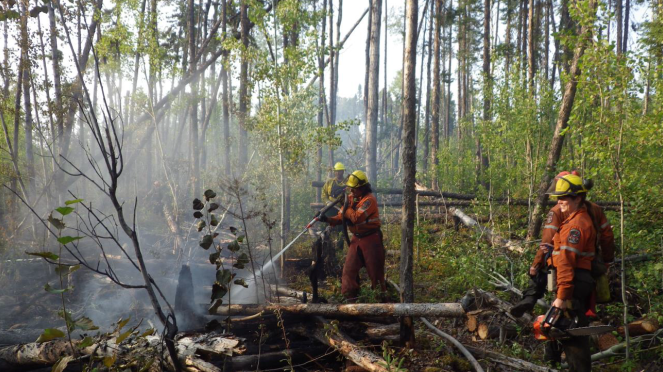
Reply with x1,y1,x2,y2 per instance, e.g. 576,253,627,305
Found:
284,205,663,371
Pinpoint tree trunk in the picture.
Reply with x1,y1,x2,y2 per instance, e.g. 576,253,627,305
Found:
422,1,434,172
430,0,442,190
188,0,200,195
526,0,598,241
19,0,33,195
400,0,418,348
528,0,535,89
49,1,63,157
365,0,382,184
622,0,629,53
316,0,327,202
222,0,230,176
616,0,623,54
238,1,250,168
480,0,491,187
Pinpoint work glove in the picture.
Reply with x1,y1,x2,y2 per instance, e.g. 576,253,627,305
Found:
318,214,328,223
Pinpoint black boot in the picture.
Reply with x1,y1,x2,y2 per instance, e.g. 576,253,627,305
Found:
509,296,537,317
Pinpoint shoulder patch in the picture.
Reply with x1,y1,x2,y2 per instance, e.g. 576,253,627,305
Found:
546,211,554,224
568,229,581,244
359,199,372,211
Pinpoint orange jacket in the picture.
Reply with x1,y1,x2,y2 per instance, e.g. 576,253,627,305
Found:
328,192,381,235
532,202,615,269
552,206,596,300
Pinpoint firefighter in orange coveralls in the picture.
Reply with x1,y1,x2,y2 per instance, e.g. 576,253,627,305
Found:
546,174,597,372
319,170,386,301
510,171,616,318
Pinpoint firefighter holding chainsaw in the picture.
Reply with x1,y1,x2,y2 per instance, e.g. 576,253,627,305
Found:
539,174,599,371
510,171,616,317
319,170,386,301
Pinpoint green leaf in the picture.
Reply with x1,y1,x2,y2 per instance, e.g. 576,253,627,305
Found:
64,198,84,205
57,236,83,245
193,198,204,210
78,336,94,349
229,226,238,235
209,251,220,265
138,358,155,372
26,251,59,260
117,317,131,331
103,355,116,368
199,235,214,250
208,203,219,212
74,317,98,331
227,240,240,253
210,215,219,226
216,269,232,285
204,189,217,200
237,235,244,243
58,310,75,332
211,283,227,301
233,253,249,269
196,220,206,232
193,211,203,219
45,283,72,294
233,278,248,288
116,330,132,344
51,355,73,372
209,299,223,314
47,214,65,230
55,207,75,216
55,264,80,276
140,328,156,337
36,328,65,343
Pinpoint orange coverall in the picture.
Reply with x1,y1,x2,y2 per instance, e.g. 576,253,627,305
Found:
552,207,597,300
532,202,615,270
328,191,385,300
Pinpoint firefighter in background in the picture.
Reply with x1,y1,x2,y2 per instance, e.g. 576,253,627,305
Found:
544,174,597,371
322,162,347,204
510,171,616,318
319,170,386,301
321,162,347,251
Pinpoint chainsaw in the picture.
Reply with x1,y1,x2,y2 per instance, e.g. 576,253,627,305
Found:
533,305,615,341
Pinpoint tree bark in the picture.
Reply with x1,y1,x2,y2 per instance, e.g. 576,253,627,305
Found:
365,0,382,184
430,0,442,190
422,1,434,172
400,0,418,348
238,1,250,169
209,303,466,317
526,0,597,241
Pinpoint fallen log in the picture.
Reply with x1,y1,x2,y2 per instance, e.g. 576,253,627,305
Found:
365,323,400,338
477,323,518,341
562,329,663,367
594,333,620,351
450,208,525,253
461,289,532,328
208,302,466,317
617,318,660,337
463,344,558,372
300,316,390,372
422,318,484,372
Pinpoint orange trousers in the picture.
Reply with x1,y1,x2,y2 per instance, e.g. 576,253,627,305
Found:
341,231,386,300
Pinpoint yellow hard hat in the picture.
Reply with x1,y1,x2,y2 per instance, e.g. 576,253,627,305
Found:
346,170,368,188
549,174,588,198
333,162,345,171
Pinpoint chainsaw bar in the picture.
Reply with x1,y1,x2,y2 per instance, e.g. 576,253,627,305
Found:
565,325,615,337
